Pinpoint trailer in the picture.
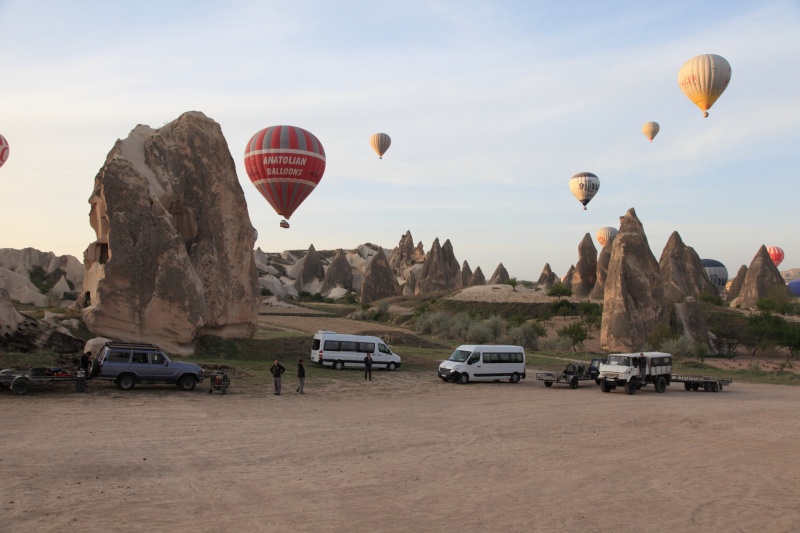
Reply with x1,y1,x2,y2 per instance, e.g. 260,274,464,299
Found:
536,359,604,389
670,374,731,392
0,368,79,395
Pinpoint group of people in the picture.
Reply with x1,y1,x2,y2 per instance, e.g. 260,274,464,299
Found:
269,353,375,395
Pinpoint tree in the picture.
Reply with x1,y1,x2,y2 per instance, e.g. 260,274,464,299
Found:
547,284,572,298
744,311,786,357
781,322,800,367
505,277,518,291
557,322,588,352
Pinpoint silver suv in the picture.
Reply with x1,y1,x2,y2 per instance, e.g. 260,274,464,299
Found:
92,342,204,391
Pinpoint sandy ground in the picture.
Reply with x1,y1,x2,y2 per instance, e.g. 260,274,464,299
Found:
2,373,800,532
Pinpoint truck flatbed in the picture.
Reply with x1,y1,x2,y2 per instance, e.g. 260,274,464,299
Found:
0,369,79,395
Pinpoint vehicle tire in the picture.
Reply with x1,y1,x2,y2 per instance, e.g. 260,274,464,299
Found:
544,381,553,387
655,376,667,393
386,362,396,371
333,360,344,370
12,379,30,396
711,382,719,393
458,373,469,385
704,382,712,392
625,379,637,395
117,374,135,391
600,381,612,393
510,373,520,384
569,377,579,389
208,388,213,394
691,384,700,391
595,378,602,385
684,382,692,391
718,383,724,391
440,377,448,382
178,375,197,391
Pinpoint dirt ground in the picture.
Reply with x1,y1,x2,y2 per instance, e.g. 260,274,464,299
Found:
2,372,800,532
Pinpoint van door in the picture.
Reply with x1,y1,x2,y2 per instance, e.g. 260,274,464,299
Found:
466,351,482,380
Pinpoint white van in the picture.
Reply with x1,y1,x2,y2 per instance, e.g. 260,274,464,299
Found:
438,345,526,384
310,331,402,371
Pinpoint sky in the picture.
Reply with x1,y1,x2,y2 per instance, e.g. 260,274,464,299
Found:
1,0,798,281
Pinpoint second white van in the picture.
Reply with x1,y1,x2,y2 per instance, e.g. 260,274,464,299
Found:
310,331,402,370
438,344,526,384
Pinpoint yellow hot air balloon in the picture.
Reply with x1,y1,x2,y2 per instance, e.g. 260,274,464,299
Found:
370,133,391,159
596,227,618,247
642,121,660,142
678,54,731,118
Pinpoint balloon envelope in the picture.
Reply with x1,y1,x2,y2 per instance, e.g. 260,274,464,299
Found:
642,121,660,142
370,133,391,159
788,280,800,298
244,126,326,220
596,227,618,247
678,54,731,118
701,259,728,290
0,134,9,169
569,172,600,210
766,246,784,267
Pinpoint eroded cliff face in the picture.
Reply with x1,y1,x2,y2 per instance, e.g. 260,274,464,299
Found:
80,111,259,355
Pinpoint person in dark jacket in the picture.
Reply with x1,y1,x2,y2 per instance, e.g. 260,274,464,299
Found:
296,359,306,394
638,353,647,381
79,352,90,375
271,360,286,395
364,352,373,381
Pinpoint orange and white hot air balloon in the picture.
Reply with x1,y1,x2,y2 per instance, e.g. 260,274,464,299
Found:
678,54,731,118
370,133,391,159
642,121,660,142
596,227,618,247
767,246,784,267
0,134,9,169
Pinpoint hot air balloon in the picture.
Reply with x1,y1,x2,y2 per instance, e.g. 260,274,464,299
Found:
569,172,600,210
788,280,800,298
370,133,391,159
767,246,784,267
244,125,326,228
678,54,731,118
701,259,728,291
642,122,660,142
0,134,9,169
596,227,618,247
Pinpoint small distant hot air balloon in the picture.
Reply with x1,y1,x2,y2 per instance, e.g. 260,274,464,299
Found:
767,246,784,267
596,227,618,247
678,54,731,118
244,125,326,228
569,172,600,210
701,259,728,291
788,280,800,298
0,134,9,169
370,133,391,159
642,122,660,142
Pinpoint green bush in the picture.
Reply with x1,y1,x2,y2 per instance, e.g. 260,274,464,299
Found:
698,290,723,307
556,322,587,351
466,321,494,344
659,336,700,359
501,322,545,349
547,284,572,298
646,323,676,352
260,287,273,297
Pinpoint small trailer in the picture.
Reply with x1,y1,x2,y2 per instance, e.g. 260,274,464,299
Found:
670,374,732,393
0,368,78,396
536,359,604,389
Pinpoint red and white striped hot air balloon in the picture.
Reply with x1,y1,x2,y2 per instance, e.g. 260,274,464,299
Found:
0,134,9,169
244,126,326,228
767,246,784,267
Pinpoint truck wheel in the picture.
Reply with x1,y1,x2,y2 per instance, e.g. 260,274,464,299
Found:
177,375,197,391
386,362,396,371
704,383,712,392
600,381,612,393
544,381,553,387
595,378,602,385
711,382,719,393
117,374,135,391
569,377,579,389
655,376,667,393
509,373,520,384
458,373,469,385
625,379,637,395
12,379,30,395
691,383,699,391
684,382,692,391
333,360,344,370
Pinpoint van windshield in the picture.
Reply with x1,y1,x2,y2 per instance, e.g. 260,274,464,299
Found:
606,355,632,366
448,349,472,362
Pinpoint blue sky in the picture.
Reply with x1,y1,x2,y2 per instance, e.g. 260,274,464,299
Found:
1,0,798,280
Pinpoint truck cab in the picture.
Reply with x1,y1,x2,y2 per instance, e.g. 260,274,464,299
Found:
598,352,672,395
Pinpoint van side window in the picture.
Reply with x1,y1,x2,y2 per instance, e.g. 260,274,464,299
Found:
341,341,357,352
108,351,130,363
152,353,164,365
324,340,340,351
378,343,390,354
132,352,148,364
467,353,480,365
312,339,320,350
357,342,376,353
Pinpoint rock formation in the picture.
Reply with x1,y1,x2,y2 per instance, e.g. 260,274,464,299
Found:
416,238,459,294
360,249,400,304
659,232,717,303
0,248,84,293
489,263,509,285
293,244,325,293
536,263,558,290
561,266,575,289
461,260,473,287
589,238,614,300
80,111,259,355
470,267,486,286
671,297,714,352
571,234,597,298
725,265,747,303
388,231,425,273
321,249,353,295
601,208,668,351
442,239,462,289
0,288,83,354
729,246,786,309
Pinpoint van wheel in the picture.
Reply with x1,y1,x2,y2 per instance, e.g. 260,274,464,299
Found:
655,376,667,393
386,362,396,371
333,361,344,370
117,374,135,391
177,375,197,391
457,373,469,385
569,378,579,389
509,373,520,384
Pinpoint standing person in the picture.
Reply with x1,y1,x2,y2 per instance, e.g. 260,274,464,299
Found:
271,360,286,395
364,352,373,381
296,359,306,394
79,352,90,376
638,352,647,382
